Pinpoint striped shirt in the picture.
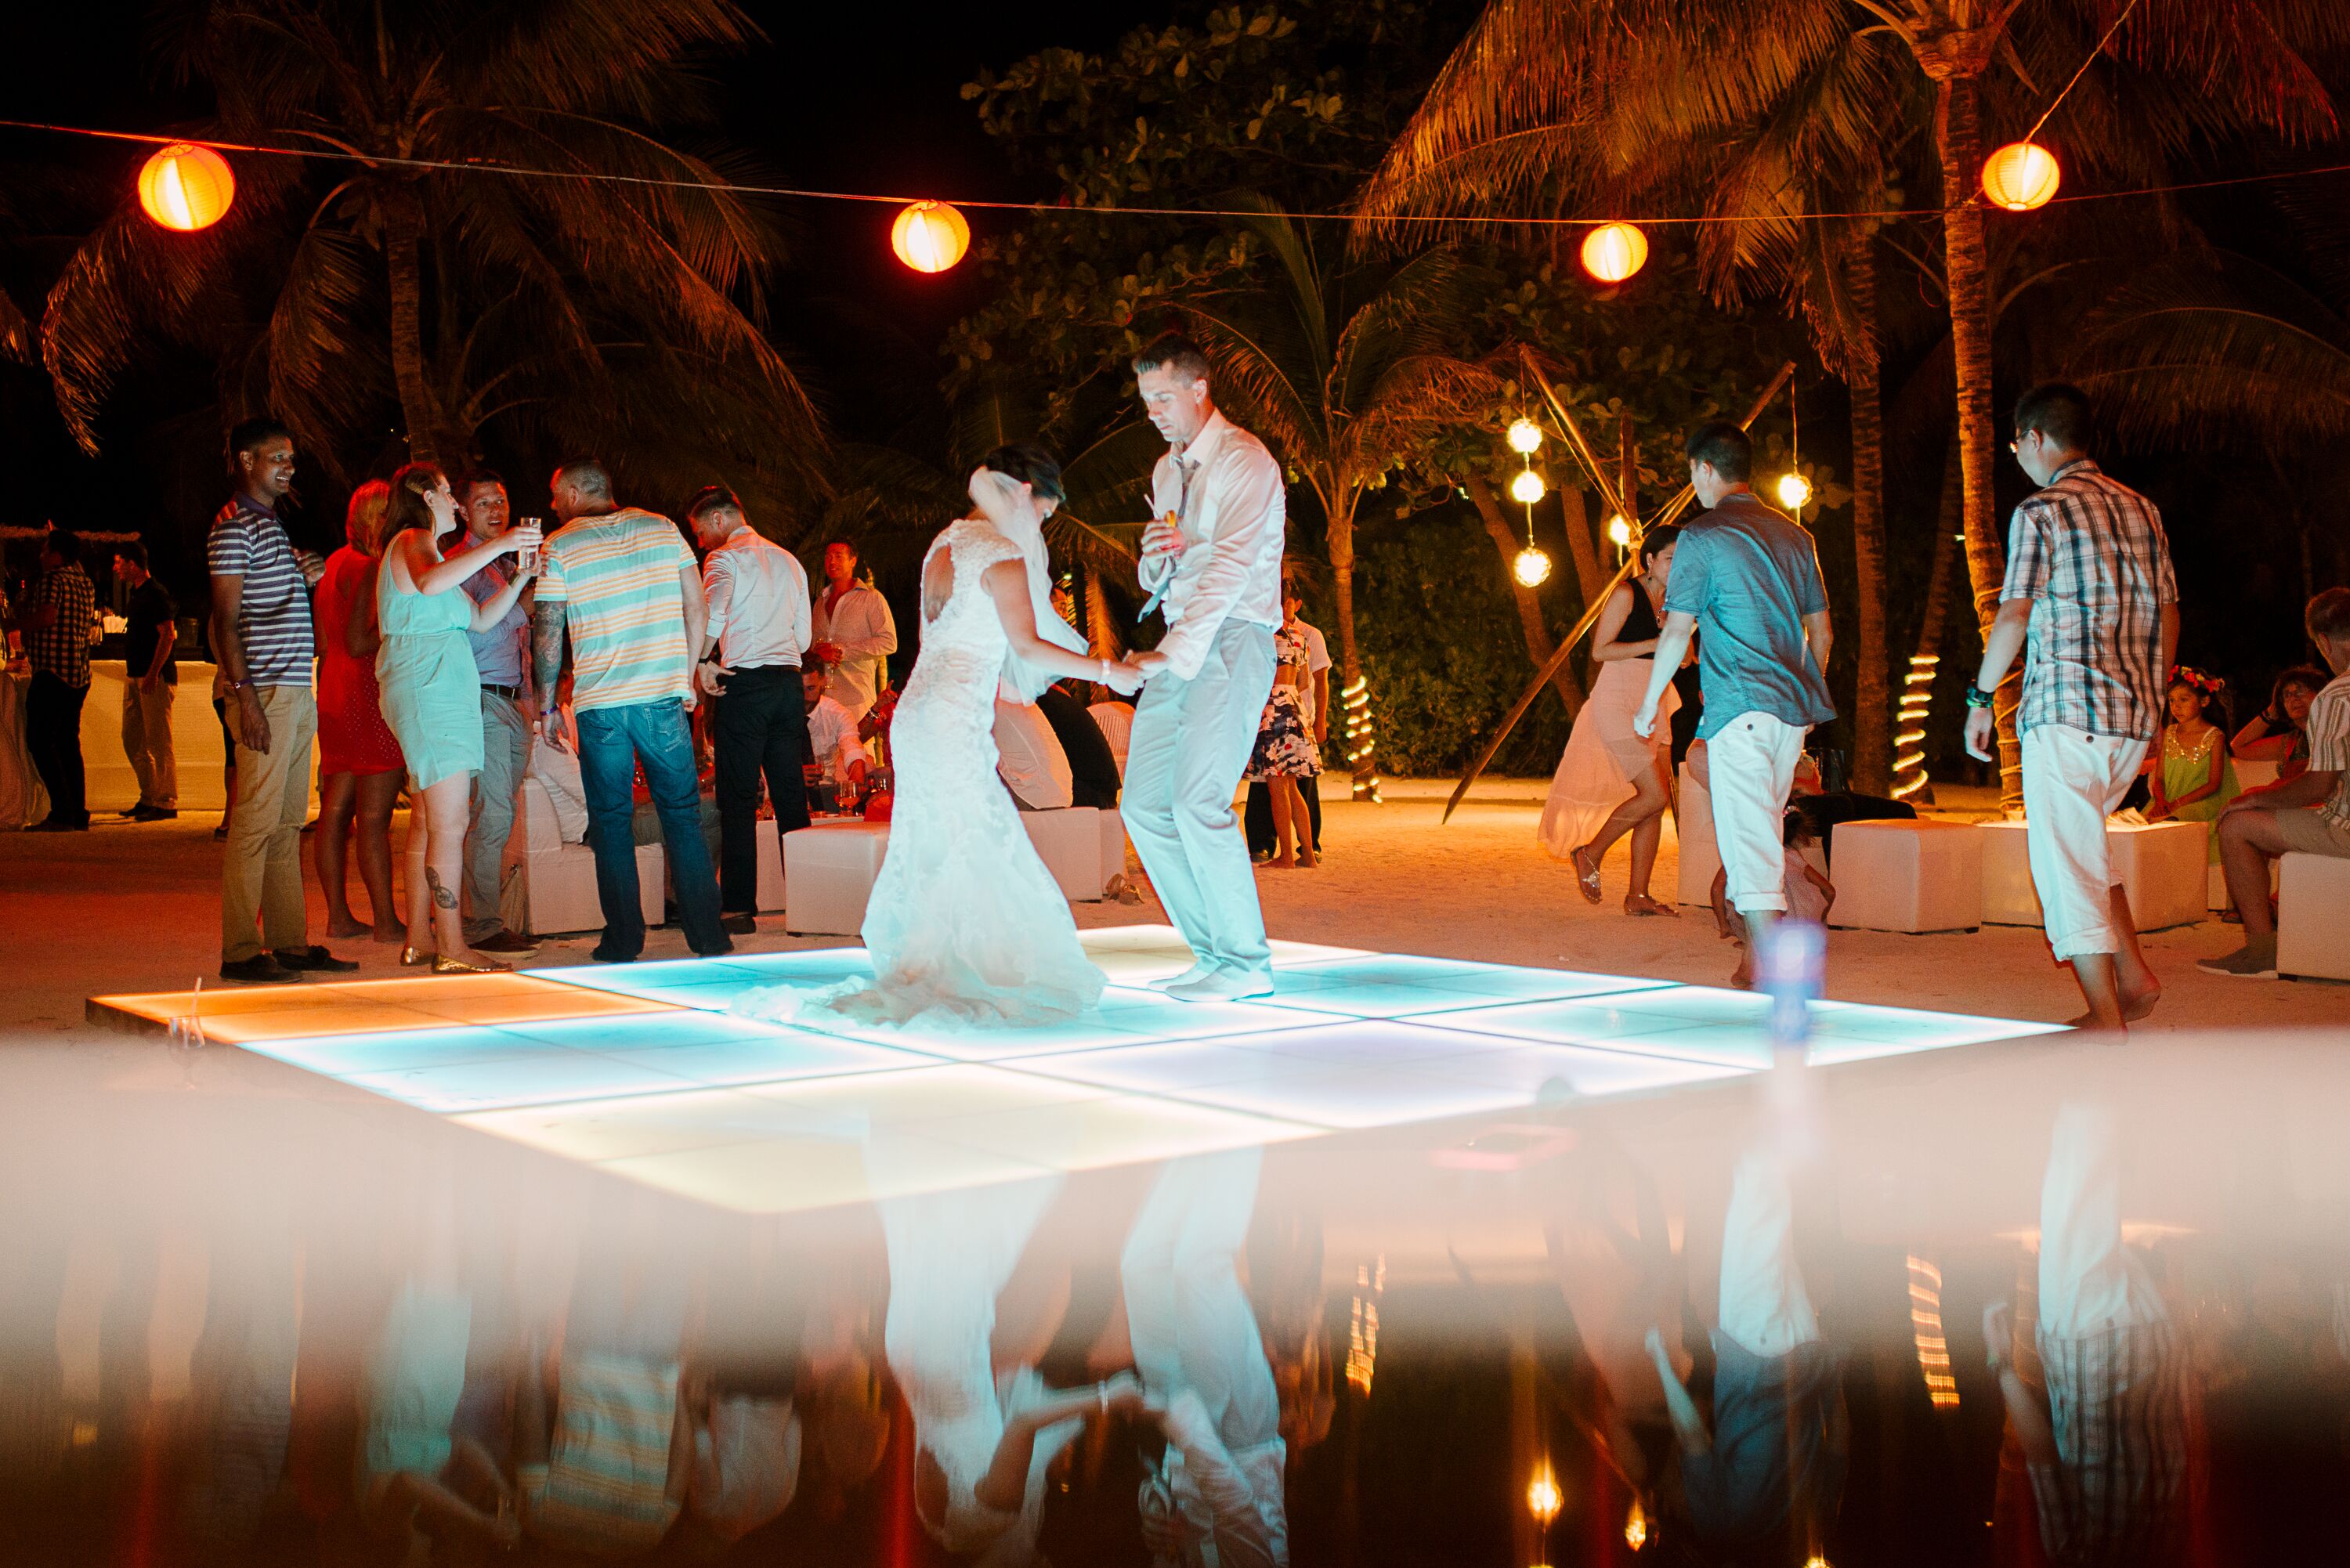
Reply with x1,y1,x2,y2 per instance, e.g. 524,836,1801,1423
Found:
25,563,96,688
2307,671,2350,831
207,494,316,688
2028,1318,2190,1567
2002,461,2177,742
522,1349,682,1552
536,508,696,713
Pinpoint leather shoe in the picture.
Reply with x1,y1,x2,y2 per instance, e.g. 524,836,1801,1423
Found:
219,954,297,984
720,913,758,936
590,946,639,965
128,805,179,821
273,945,359,974
472,928,541,956
1162,969,1276,1003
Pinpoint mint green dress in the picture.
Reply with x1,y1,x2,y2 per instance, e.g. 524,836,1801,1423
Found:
375,539,484,791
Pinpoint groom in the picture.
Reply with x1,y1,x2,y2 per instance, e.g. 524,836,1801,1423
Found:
1125,333,1288,1002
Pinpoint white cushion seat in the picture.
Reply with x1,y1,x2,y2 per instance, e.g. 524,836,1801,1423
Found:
1827,818,1984,934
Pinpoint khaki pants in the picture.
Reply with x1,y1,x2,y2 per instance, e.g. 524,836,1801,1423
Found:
222,685,316,963
121,674,179,809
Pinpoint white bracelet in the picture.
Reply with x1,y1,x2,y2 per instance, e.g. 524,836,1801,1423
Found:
1099,658,1113,683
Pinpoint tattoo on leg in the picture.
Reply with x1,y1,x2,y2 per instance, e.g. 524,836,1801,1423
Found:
425,866,458,910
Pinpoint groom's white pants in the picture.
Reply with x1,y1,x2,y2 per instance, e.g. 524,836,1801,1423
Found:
1123,620,1277,980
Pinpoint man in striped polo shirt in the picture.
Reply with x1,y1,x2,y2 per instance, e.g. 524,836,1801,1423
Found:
530,458,729,962
209,417,355,984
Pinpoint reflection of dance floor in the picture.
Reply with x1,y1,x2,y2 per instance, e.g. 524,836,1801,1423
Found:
89,926,2063,1212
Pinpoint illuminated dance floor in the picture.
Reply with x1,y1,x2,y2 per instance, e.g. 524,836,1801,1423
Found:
89,926,2064,1212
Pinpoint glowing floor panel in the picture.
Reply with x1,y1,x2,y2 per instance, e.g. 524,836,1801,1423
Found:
86,926,2066,1212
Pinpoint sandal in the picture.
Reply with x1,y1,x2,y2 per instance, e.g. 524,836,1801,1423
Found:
1624,894,1679,918
1570,845,1603,905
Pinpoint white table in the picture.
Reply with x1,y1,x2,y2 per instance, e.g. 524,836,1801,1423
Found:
1978,818,2207,932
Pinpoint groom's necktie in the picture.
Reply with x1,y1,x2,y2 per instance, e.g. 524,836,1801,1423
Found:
1138,454,1199,623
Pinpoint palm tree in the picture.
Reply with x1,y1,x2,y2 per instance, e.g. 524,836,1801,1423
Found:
1172,206,1501,796
44,0,818,484
1355,0,2347,804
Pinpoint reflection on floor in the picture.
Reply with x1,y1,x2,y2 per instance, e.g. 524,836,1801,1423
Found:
88,925,2065,1212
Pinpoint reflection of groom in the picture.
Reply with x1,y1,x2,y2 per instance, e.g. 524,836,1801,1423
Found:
1126,334,1287,1001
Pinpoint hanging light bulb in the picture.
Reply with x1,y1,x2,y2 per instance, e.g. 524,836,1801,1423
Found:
1527,1465,1564,1525
1777,471,1813,510
1509,468,1547,505
1513,545,1552,587
1579,222,1649,284
1506,417,1543,454
1981,142,2061,211
1607,515,1632,548
891,200,971,272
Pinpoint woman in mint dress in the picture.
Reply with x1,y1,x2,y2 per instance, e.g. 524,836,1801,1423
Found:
378,462,537,971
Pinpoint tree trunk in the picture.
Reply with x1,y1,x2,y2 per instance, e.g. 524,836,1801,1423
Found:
1326,504,1375,799
1843,230,1893,795
1557,483,1611,622
1930,68,2023,809
1895,447,1965,801
1466,473,1584,714
381,182,450,468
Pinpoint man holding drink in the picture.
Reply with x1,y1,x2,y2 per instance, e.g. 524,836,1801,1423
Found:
1122,333,1289,1002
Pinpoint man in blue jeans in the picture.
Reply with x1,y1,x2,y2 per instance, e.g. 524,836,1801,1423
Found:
530,457,729,962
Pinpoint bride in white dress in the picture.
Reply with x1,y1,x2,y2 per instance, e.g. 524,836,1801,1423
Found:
736,445,1146,1030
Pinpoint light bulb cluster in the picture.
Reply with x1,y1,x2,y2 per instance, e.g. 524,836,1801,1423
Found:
1506,417,1550,583
1341,676,1380,801
1908,1254,1961,1411
1513,546,1552,587
1891,653,1940,800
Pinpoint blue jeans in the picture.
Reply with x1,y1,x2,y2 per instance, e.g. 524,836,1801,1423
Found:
574,699,728,959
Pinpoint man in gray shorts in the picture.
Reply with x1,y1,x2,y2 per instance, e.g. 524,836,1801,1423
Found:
2201,587,2350,978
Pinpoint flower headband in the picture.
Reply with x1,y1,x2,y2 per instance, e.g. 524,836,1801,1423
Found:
2169,664,2223,698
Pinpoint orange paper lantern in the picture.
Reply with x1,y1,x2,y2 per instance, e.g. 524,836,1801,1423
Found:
1579,222,1649,284
891,200,971,273
138,143,236,232
1981,141,2061,211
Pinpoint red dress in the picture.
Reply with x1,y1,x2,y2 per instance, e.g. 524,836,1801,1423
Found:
313,547,407,777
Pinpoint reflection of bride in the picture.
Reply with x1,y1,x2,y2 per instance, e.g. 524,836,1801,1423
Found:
1538,526,1685,917
735,446,1143,1030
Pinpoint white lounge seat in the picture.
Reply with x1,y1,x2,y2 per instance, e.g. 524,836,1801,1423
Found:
1828,818,1984,934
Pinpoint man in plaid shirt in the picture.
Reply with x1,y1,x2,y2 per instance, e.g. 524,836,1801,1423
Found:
1965,384,2177,1033
20,529,98,831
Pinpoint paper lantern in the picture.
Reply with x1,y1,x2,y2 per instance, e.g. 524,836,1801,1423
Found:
1981,142,2060,211
1777,471,1813,509
138,143,235,233
1513,545,1552,587
1579,222,1649,284
1509,468,1546,505
1506,417,1543,454
891,200,970,273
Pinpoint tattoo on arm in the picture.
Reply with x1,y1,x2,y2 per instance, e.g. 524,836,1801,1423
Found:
530,603,568,698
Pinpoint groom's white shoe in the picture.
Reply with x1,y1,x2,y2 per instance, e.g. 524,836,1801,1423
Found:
1163,968,1276,1004
1148,960,1222,992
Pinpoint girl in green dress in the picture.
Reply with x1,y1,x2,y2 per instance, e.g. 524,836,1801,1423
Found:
378,462,538,971
2147,666,2238,865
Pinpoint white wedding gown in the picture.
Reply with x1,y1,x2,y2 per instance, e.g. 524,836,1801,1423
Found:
736,519,1105,1031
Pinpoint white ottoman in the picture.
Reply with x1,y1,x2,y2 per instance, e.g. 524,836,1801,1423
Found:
2235,758,2280,791
1979,818,2207,932
784,821,891,935
1101,807,1130,887
754,817,786,913
1828,819,1983,933
517,778,664,936
1022,806,1107,900
1675,764,1721,909
2278,851,2350,982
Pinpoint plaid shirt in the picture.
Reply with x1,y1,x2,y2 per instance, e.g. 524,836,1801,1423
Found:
25,562,96,688
2002,461,2177,742
2028,1317,2191,1566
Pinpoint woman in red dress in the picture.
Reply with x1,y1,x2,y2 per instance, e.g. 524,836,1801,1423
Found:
313,480,408,944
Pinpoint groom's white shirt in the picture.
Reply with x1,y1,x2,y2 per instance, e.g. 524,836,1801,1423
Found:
1140,410,1285,681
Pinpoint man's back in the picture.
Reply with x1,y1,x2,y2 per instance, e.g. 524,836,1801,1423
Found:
2002,461,2175,741
1664,493,1834,739
539,508,695,714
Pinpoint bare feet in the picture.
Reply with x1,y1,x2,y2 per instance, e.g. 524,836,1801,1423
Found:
326,914,370,940
1297,847,1318,869
1267,855,1296,869
2119,980,2161,1022
371,922,407,945
1730,948,1754,989
1571,845,1603,905
1623,894,1678,918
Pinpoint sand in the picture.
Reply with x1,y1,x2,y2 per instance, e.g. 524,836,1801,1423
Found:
3,777,2339,1037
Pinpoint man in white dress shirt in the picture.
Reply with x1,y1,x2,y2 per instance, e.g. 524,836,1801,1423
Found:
690,487,813,929
808,539,897,720
801,662,870,799
1126,334,1287,1002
